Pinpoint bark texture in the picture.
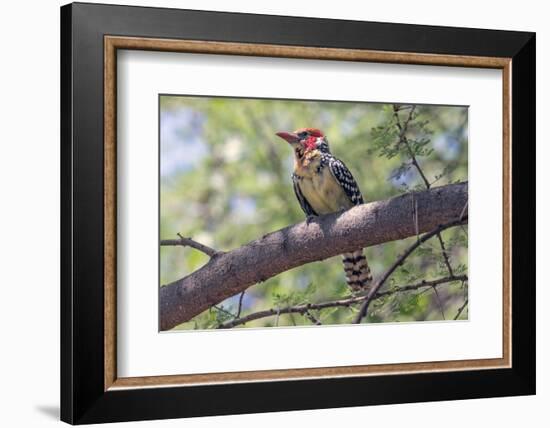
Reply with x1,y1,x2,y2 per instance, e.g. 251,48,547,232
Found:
160,182,468,330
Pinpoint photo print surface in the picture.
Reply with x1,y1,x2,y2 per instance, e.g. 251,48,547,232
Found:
159,95,468,331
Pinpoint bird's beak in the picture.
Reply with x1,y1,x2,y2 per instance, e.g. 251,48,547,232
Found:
275,131,300,144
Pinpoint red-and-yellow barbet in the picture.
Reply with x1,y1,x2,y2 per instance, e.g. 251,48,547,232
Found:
276,128,373,292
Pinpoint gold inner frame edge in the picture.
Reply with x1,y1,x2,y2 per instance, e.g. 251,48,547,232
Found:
104,36,512,391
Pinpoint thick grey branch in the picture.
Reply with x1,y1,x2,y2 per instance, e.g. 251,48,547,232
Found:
160,181,468,330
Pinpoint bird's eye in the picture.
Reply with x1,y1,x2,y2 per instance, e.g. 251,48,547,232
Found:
298,131,308,139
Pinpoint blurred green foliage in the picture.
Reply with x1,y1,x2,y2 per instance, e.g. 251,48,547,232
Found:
160,96,468,330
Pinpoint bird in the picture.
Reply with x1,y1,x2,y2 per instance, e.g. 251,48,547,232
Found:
276,127,373,292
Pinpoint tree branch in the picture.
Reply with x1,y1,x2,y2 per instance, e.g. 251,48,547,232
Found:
160,233,221,258
454,297,469,320
436,233,455,277
393,104,457,279
304,310,322,326
393,104,432,188
375,274,468,297
217,274,467,329
236,291,246,318
352,218,466,323
432,286,446,320
160,181,468,330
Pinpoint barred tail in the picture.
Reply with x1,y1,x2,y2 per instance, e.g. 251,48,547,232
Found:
342,250,373,292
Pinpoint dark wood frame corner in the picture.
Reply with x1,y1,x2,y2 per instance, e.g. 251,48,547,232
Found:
61,2,535,424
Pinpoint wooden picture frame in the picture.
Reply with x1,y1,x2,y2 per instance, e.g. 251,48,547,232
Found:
61,2,535,424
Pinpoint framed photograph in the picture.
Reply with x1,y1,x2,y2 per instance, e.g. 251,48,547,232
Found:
61,2,535,424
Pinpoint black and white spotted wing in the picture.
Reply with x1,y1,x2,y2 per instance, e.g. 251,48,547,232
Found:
291,173,318,216
328,158,364,206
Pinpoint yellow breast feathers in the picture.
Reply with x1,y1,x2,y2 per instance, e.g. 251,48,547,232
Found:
294,153,354,215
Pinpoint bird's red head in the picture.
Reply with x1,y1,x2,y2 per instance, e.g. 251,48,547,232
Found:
275,128,325,152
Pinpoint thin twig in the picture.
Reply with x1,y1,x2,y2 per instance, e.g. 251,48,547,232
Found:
274,307,281,327
213,305,236,319
394,105,417,148
375,275,467,298
393,105,415,112
218,274,466,329
436,233,455,277
454,298,469,320
288,312,297,326
304,310,322,325
236,291,246,318
394,104,457,278
432,286,446,320
352,218,466,324
160,233,220,258
393,105,431,189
